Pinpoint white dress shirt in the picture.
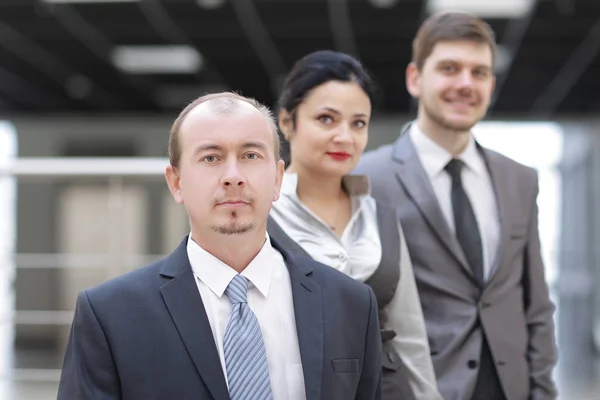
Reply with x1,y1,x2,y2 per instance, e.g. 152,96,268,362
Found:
187,235,307,400
409,124,500,280
270,172,441,400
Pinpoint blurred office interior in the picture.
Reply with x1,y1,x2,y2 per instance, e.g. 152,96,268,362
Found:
1,0,600,398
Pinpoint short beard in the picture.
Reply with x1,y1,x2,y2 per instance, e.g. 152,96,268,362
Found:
211,211,256,235
212,222,256,235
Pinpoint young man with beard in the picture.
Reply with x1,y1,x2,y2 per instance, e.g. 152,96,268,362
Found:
58,92,383,400
354,11,558,400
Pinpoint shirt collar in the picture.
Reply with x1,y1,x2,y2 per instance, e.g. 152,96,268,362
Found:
281,171,371,197
186,233,274,298
409,122,487,178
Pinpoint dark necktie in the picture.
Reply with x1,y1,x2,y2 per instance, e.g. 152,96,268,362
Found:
445,159,484,285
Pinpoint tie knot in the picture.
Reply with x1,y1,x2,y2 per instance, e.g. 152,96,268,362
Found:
225,275,249,304
444,158,465,179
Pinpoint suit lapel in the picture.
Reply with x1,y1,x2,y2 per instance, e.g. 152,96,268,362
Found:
159,236,325,400
392,132,472,276
480,147,512,282
159,238,229,400
271,240,323,400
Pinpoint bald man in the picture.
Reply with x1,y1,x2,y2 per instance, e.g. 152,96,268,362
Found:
58,92,382,400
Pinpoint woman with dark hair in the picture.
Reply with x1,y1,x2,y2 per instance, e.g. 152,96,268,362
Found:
267,50,441,400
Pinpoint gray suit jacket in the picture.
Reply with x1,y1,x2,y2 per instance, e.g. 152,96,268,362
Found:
57,236,382,400
354,130,558,400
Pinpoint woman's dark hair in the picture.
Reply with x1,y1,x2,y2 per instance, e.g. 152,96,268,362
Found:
277,50,376,163
278,50,376,120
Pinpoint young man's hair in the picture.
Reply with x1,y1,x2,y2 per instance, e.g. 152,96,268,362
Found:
412,11,497,70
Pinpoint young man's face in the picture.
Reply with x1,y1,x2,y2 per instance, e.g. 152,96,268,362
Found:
407,40,496,132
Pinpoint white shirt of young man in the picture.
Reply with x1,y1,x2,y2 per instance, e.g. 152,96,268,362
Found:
409,123,501,280
187,234,307,400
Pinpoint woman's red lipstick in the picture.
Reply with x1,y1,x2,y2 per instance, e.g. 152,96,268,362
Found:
326,152,351,161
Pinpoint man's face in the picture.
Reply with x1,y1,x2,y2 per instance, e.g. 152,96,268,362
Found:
407,40,496,132
166,102,284,238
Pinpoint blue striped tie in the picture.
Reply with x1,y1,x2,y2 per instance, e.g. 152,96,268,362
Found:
223,274,273,400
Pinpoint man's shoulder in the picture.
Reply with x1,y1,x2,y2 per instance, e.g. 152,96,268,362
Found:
83,257,167,304
357,142,395,171
481,146,538,181
290,253,373,298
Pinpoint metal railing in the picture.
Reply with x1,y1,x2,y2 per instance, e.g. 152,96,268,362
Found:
1,157,172,382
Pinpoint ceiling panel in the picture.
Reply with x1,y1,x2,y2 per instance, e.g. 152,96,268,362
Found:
0,0,595,116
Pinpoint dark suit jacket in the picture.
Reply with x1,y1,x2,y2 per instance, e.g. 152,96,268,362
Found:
57,236,382,400
354,131,558,400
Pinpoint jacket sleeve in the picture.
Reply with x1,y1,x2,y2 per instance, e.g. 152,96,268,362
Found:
524,175,559,399
57,290,122,400
355,285,383,400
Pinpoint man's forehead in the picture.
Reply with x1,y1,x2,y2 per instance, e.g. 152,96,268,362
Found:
182,116,272,150
429,41,492,63
182,102,268,134
184,100,251,124
192,138,270,153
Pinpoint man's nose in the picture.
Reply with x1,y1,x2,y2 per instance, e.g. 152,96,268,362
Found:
221,160,246,187
458,71,475,88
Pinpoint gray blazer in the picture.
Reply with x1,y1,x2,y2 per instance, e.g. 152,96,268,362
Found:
354,130,558,400
57,236,382,400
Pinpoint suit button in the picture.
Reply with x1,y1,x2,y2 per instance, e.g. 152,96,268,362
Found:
467,360,478,369
387,352,395,363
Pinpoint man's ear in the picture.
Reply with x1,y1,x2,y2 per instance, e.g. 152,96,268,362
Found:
165,165,184,204
406,62,421,99
272,159,285,202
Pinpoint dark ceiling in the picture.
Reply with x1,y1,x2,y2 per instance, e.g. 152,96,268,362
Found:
0,0,598,117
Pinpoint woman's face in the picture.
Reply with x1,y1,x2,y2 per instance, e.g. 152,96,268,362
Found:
282,80,371,178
